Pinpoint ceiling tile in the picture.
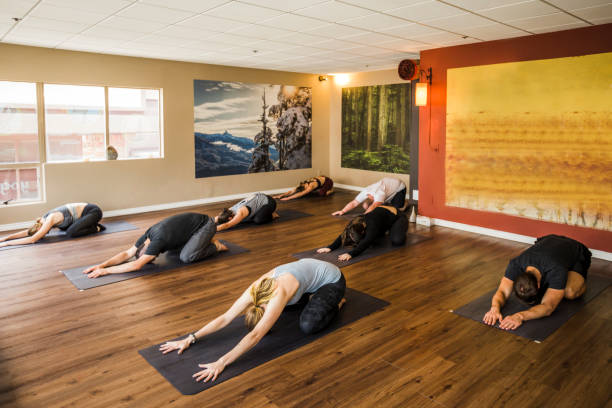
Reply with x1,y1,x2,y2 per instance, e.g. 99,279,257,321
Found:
60,34,126,48
98,16,168,32
339,13,410,31
300,23,369,38
5,25,74,42
30,4,107,24
249,40,305,52
18,16,90,33
440,0,527,11
378,37,428,52
545,0,610,9
258,13,328,31
294,1,374,22
336,0,425,12
459,22,527,39
134,33,195,46
3,37,65,47
228,24,293,40
42,0,133,14
237,0,329,12
424,12,493,31
311,37,364,50
588,16,612,24
478,1,559,21
342,45,393,56
570,4,612,22
178,14,249,31
529,21,589,33
506,12,583,31
154,25,219,39
378,23,442,38
140,0,229,13
0,0,38,17
117,3,195,24
411,30,466,44
206,31,262,46
204,2,284,23
389,1,464,22
339,31,399,45
80,26,145,40
276,31,328,45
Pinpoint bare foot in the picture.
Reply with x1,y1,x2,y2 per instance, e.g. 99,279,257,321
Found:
214,239,228,252
272,211,280,219
325,189,335,196
338,298,346,310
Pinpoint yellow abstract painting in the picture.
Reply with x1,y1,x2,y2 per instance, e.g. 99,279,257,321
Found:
446,52,612,231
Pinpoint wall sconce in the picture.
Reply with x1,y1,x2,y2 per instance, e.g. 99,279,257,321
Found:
318,75,328,81
415,67,432,107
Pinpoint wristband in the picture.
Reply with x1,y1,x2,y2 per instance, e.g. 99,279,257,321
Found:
189,333,197,344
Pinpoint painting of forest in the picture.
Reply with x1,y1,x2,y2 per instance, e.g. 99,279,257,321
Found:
194,80,312,178
341,83,411,173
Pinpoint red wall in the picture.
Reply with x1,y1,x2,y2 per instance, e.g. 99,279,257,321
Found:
418,23,612,253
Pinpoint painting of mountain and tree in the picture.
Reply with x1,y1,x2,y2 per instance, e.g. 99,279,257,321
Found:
341,83,411,174
194,80,312,178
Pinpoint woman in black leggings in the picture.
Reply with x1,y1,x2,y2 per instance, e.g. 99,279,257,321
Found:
0,203,103,247
159,258,345,383
318,205,407,262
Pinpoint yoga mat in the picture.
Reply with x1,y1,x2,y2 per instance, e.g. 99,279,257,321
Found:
60,240,248,290
217,209,312,232
0,220,138,251
292,233,431,267
452,273,612,342
139,287,389,395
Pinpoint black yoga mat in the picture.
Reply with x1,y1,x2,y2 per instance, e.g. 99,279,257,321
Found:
60,240,248,290
292,233,431,268
139,287,389,395
452,273,611,342
217,209,312,232
0,220,138,251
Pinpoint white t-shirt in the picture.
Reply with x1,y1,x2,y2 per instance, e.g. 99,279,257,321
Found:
355,177,405,203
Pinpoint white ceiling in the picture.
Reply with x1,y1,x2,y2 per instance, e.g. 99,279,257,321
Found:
1,0,610,74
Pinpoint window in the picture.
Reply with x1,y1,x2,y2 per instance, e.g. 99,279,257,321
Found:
109,88,161,159
44,84,106,162
0,81,41,203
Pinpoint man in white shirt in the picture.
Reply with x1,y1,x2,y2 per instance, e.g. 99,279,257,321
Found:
332,177,406,216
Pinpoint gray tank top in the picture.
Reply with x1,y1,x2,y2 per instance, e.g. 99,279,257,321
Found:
272,258,341,305
230,193,269,222
44,203,82,230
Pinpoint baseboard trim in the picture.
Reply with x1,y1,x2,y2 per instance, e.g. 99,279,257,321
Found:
422,216,612,261
333,183,362,192
0,187,292,232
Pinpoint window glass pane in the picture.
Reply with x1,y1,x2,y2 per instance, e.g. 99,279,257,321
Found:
109,88,160,159
0,81,39,163
44,84,105,162
0,168,40,203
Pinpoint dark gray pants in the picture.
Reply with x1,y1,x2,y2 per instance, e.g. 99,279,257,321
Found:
389,214,408,246
65,204,103,238
179,216,218,263
299,273,346,334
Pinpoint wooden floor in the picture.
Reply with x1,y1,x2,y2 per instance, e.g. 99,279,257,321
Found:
1,190,610,408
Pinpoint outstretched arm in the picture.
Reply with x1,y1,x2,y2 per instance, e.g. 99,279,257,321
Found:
0,229,29,242
483,277,513,326
0,219,54,247
499,288,564,330
193,291,287,382
159,282,258,356
332,200,360,216
280,183,316,201
83,245,152,277
273,188,297,199
216,207,248,231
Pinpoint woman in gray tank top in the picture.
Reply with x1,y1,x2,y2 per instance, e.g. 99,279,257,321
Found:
159,258,346,383
0,203,103,248
215,193,279,231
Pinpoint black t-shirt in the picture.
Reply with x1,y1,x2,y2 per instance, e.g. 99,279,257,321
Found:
504,235,589,291
328,207,400,257
135,213,208,256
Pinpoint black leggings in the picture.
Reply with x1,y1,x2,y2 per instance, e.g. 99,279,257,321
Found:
299,273,346,334
388,188,406,209
389,214,408,246
64,204,103,238
252,195,277,225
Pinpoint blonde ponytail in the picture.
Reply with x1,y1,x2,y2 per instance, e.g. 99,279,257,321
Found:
244,278,276,330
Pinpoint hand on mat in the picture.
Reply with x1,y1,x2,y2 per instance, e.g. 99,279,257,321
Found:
338,253,352,262
194,360,225,382
159,338,190,355
483,308,503,326
317,247,331,253
499,313,524,330
332,211,343,216
86,268,108,278
83,264,102,274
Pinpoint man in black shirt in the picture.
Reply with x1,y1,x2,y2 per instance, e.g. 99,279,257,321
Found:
84,213,227,278
483,235,591,330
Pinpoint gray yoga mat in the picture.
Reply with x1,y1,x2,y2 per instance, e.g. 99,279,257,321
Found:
60,240,249,290
452,273,611,342
217,208,313,232
0,220,138,251
292,233,431,267
139,287,389,395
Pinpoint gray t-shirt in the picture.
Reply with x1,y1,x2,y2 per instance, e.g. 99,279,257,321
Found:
273,258,341,305
230,193,270,222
